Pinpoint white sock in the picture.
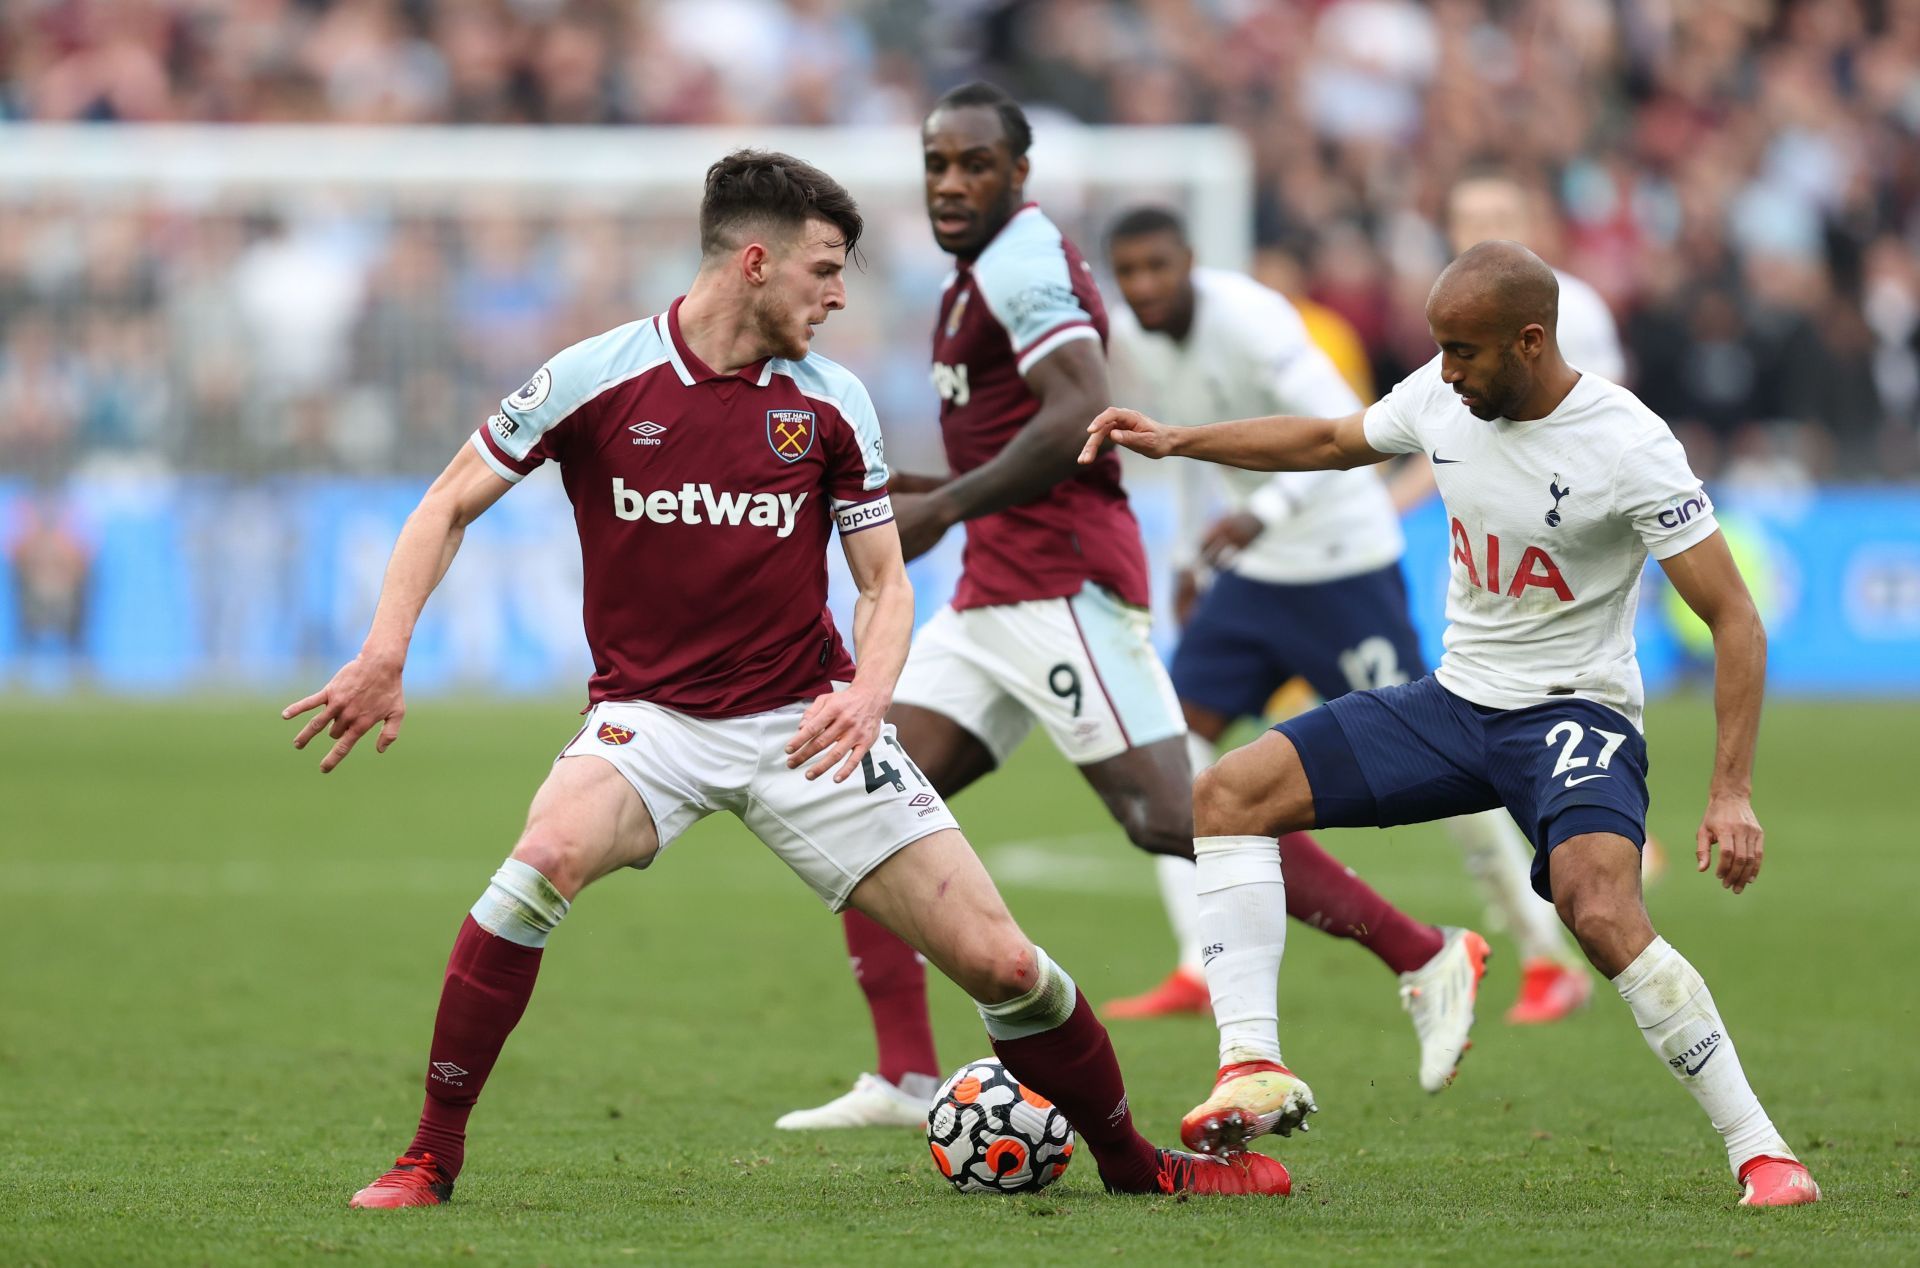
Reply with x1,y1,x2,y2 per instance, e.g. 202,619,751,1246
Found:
1195,834,1287,1066
1444,809,1577,965
1153,734,1218,973
470,858,570,947
1614,937,1794,1176
1156,854,1204,975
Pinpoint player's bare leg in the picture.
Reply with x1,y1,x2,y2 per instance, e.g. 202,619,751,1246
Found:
782,704,998,1129
847,827,1290,1196
1442,809,1592,1023
352,755,659,1208
1549,833,1815,1205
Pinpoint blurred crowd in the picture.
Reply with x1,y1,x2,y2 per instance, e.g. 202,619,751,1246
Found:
2,0,1918,483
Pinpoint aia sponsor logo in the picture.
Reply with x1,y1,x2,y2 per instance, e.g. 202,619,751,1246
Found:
1449,518,1573,601
768,409,815,462
629,420,666,447
1657,491,1712,530
597,722,635,746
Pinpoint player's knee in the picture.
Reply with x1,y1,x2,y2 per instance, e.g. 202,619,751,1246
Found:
509,826,592,900
1112,793,1193,857
1554,886,1644,965
964,933,1040,1006
1193,763,1266,837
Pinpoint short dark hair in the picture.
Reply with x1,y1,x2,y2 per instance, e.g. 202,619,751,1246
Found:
929,81,1033,158
699,149,863,260
1107,205,1188,248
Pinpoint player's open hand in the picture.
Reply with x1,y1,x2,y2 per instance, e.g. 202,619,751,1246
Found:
787,684,887,782
282,652,406,773
1079,407,1176,463
1696,789,1763,894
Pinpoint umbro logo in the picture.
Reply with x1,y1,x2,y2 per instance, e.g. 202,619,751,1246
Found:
630,420,667,447
430,1061,469,1086
910,793,935,808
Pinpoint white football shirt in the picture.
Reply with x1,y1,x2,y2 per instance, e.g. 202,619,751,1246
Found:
1110,268,1404,583
1363,357,1717,727
1553,269,1626,384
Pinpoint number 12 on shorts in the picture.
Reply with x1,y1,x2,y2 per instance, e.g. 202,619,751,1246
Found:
861,734,930,796
1546,720,1627,788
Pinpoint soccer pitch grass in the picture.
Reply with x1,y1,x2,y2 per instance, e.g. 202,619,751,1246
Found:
3,695,1915,1265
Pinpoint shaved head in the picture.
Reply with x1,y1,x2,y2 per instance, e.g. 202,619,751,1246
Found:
1429,240,1559,338
1426,241,1574,421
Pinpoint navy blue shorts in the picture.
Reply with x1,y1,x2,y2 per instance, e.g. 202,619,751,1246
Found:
1274,675,1650,901
1171,565,1429,720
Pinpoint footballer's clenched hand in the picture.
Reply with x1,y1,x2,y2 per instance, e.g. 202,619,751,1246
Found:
1696,790,1763,894
283,652,406,773
786,684,888,782
1079,407,1176,463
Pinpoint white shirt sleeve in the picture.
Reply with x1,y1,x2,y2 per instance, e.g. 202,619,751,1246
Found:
1616,428,1719,559
1362,357,1437,457
1555,272,1627,383
972,227,1100,377
1243,303,1368,521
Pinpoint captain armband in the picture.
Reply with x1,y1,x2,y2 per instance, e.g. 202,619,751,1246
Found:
834,494,895,535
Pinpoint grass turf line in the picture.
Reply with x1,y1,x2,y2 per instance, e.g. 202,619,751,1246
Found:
1,695,1915,1264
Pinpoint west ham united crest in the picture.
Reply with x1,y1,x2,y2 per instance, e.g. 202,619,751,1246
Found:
944,287,971,337
767,409,815,463
596,722,634,746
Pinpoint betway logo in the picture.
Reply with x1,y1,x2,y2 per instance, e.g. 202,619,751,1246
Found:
612,478,807,538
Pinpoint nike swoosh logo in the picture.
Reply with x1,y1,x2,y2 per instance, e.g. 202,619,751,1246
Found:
1684,1045,1720,1076
1564,773,1611,787
1431,452,1461,464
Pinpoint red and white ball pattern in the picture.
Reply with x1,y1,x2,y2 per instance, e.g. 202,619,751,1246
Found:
926,1058,1075,1194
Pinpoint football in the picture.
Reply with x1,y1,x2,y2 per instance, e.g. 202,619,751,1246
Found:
925,1058,1075,1194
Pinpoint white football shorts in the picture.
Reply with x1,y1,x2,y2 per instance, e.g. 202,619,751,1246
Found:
559,698,958,911
893,582,1186,767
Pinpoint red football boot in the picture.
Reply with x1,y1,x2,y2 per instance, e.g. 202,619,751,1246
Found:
349,1154,454,1209
1103,967,1210,1019
1133,1148,1291,1196
1505,958,1593,1025
1179,1059,1317,1154
1737,1155,1820,1207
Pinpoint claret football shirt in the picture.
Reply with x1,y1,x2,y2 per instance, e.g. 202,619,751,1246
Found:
471,298,892,717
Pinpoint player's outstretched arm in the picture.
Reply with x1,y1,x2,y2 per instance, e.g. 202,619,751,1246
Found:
282,443,513,772
920,340,1112,530
1658,531,1767,894
787,520,914,783
1078,406,1384,473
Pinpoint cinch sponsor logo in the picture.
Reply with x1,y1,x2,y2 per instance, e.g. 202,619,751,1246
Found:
931,361,970,408
611,478,808,538
1449,518,1573,601
1657,492,1712,529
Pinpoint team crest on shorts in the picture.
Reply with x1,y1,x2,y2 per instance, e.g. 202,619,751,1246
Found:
596,722,635,746
767,409,815,462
